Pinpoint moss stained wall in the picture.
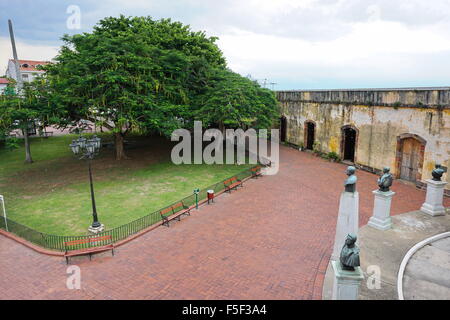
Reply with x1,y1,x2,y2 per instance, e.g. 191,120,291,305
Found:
277,89,450,189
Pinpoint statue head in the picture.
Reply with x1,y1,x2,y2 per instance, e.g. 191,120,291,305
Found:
345,234,357,247
346,166,356,176
383,167,390,174
432,164,445,181
340,234,360,270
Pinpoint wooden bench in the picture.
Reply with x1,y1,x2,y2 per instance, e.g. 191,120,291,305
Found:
160,201,191,227
40,131,53,138
251,166,263,178
64,235,114,264
223,176,243,193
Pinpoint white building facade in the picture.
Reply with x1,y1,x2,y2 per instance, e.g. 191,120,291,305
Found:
5,59,49,83
0,78,9,93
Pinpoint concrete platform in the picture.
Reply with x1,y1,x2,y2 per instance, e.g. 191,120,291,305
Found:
322,208,450,300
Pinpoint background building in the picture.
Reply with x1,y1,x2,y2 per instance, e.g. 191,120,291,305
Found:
0,78,10,93
5,59,49,83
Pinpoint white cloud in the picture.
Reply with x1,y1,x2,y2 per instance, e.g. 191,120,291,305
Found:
0,37,59,75
2,0,450,89
217,18,450,88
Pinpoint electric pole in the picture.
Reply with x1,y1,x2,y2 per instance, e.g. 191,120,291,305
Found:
8,19,23,93
8,19,33,163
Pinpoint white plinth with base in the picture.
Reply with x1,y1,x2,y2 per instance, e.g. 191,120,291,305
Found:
332,260,364,300
88,224,105,234
420,180,447,216
368,190,395,230
332,191,359,260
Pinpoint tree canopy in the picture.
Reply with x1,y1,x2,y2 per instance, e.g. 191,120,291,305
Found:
41,15,279,160
193,68,279,132
0,79,57,162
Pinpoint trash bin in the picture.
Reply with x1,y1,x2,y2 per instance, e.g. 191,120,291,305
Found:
207,190,215,204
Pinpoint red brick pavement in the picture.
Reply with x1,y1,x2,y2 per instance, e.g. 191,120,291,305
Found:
1,146,448,300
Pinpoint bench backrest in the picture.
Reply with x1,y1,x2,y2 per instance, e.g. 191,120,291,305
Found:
65,238,90,247
160,206,174,217
224,177,238,186
89,235,112,244
172,202,185,213
64,235,112,248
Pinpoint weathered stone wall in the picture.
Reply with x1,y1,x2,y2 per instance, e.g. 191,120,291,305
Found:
277,88,450,190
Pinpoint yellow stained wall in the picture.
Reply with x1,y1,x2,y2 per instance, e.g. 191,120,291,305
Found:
279,100,450,189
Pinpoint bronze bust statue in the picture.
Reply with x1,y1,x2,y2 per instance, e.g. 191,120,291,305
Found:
340,234,360,271
344,166,357,193
432,164,445,181
378,167,393,192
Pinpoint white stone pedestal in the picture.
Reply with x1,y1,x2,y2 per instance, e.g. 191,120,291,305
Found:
88,224,105,234
332,261,364,300
368,190,395,230
332,191,359,260
420,180,448,216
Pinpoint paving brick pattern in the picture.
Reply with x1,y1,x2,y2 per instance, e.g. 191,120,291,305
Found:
1,146,447,300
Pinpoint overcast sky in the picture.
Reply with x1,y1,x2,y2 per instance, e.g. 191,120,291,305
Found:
1,0,450,90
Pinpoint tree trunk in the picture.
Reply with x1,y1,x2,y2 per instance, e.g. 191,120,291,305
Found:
22,128,33,163
218,121,225,136
114,132,128,160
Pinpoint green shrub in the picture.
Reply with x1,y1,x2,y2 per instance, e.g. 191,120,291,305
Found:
313,141,321,154
325,151,340,162
4,137,21,150
392,101,401,109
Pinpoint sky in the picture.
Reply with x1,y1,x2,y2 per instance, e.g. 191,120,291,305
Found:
1,0,450,90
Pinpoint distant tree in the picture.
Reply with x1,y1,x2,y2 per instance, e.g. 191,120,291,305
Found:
0,79,56,163
194,69,279,132
45,15,226,160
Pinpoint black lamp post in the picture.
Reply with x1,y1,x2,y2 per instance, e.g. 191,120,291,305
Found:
70,135,103,231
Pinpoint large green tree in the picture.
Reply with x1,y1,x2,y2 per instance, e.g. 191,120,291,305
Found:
194,68,279,132
45,15,226,160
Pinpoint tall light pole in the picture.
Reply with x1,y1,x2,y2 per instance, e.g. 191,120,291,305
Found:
70,135,104,233
8,19,23,92
9,19,33,163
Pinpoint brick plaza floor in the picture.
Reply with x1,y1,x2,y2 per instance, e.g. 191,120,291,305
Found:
1,145,447,299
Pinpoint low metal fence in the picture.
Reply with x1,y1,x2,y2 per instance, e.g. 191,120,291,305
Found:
0,165,261,252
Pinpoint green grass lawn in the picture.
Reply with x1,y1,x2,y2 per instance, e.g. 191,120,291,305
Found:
0,134,253,236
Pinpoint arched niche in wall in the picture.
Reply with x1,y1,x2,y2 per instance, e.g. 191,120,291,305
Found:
303,120,316,150
280,116,287,143
395,133,427,183
340,125,359,163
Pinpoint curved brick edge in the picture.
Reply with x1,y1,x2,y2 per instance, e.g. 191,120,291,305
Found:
0,175,255,257
0,229,64,256
311,249,332,300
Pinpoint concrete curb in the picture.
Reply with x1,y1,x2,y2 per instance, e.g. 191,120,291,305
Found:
0,174,256,257
0,229,64,256
397,231,450,300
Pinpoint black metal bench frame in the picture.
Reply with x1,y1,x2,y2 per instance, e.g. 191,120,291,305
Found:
160,201,191,227
223,177,243,193
64,235,115,264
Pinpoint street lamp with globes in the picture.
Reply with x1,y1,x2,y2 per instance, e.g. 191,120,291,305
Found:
69,135,104,233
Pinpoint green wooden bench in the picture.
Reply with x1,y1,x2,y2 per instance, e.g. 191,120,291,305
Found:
223,176,243,193
160,201,191,227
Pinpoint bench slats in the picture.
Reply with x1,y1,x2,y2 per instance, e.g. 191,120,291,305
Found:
160,201,191,227
64,235,114,264
224,176,243,192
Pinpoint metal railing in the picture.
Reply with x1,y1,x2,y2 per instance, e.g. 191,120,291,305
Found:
0,165,261,252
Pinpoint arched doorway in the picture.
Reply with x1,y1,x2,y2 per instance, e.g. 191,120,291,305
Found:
341,125,357,162
396,134,426,183
280,116,287,143
304,121,315,150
